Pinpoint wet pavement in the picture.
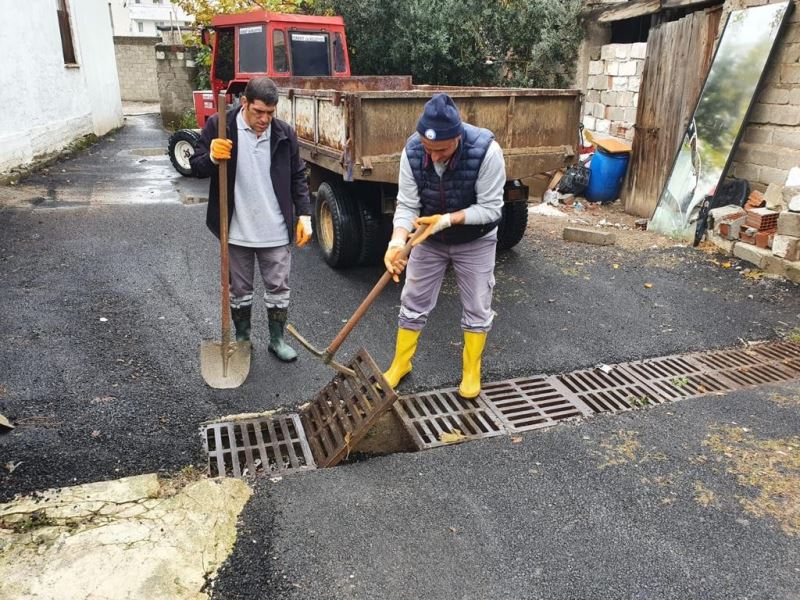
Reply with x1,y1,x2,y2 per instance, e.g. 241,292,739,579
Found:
1,109,799,599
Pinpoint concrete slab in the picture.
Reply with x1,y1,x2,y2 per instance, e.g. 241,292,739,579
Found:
733,242,771,269
563,226,616,245
0,474,251,600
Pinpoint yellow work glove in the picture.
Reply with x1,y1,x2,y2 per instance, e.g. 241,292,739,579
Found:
210,138,233,161
412,213,452,246
295,215,312,247
384,238,408,283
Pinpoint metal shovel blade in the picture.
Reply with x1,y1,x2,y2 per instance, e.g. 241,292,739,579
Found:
200,340,252,389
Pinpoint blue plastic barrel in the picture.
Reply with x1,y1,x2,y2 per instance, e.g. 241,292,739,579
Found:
585,147,630,204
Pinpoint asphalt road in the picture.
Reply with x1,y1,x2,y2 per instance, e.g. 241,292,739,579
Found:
1,112,799,599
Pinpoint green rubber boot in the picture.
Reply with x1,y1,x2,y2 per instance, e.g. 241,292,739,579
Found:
231,305,252,342
267,307,297,362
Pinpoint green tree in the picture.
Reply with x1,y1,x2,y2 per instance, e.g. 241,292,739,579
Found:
313,0,582,87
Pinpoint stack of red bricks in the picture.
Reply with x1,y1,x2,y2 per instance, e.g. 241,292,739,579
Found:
740,207,780,249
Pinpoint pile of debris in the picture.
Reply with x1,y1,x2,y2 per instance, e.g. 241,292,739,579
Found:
707,168,800,282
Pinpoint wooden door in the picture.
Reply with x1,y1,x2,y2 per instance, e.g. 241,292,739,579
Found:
622,8,721,217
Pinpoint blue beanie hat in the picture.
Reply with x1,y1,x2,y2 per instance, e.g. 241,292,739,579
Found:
416,93,464,141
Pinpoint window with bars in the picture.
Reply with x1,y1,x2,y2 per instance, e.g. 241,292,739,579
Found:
56,0,76,64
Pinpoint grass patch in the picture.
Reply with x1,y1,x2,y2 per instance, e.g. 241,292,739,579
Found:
704,426,800,536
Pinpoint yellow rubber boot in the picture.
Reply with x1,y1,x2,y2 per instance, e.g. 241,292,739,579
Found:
383,328,421,388
459,331,487,399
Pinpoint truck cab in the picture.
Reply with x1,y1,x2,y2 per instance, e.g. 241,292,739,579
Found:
197,11,351,127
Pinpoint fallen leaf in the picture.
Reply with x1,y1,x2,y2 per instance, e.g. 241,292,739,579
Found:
743,270,764,280
439,429,467,444
721,261,732,269
612,264,620,269
4,461,21,474
644,283,653,289
0,413,13,430
511,436,523,443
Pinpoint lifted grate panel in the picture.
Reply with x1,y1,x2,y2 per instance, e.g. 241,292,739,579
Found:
202,413,315,478
481,375,591,432
394,389,506,450
300,349,397,468
556,367,664,413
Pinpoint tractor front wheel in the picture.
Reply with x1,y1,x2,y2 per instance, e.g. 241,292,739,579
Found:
168,129,201,177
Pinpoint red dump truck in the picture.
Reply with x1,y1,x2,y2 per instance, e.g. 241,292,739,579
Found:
168,10,582,267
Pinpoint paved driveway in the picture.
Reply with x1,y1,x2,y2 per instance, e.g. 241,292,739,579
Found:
1,111,798,599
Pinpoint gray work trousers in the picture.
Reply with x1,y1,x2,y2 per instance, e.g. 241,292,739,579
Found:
228,244,291,310
398,230,497,333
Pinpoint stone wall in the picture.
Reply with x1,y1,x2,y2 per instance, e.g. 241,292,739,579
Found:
114,36,160,102
155,44,197,129
582,42,646,141
730,0,800,192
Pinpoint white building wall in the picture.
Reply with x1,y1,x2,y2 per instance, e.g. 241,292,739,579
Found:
109,0,193,37
0,1,123,174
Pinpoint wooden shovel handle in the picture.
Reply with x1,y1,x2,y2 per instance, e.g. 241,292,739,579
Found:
217,92,232,347
325,223,428,357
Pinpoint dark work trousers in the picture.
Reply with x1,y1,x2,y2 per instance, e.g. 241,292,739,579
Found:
228,244,291,310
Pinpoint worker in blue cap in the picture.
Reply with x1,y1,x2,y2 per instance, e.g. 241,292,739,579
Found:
383,93,506,398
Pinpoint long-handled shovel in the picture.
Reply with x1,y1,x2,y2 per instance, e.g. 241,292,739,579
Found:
287,223,428,379
200,92,251,388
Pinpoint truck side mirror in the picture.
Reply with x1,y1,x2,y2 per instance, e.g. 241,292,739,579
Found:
200,27,212,47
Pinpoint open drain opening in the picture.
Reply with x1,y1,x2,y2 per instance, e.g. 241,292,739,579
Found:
201,340,800,479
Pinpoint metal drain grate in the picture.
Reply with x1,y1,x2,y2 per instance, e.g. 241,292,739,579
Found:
691,347,799,388
394,389,506,450
556,367,662,413
202,413,315,478
621,355,733,402
300,349,397,468
481,375,591,432
743,341,800,376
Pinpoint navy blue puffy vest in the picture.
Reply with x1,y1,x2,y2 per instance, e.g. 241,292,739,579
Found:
405,123,500,244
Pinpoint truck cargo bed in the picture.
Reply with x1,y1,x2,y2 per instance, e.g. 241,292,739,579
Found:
275,78,582,184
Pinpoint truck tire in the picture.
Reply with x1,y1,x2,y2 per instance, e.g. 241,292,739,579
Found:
358,199,388,265
314,182,361,268
496,201,528,251
168,129,201,177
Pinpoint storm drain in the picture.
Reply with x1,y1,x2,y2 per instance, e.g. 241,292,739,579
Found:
393,389,505,450
556,366,663,413
748,340,800,370
621,355,733,402
300,349,397,467
200,340,800,475
690,344,800,388
201,413,316,478
480,375,592,432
